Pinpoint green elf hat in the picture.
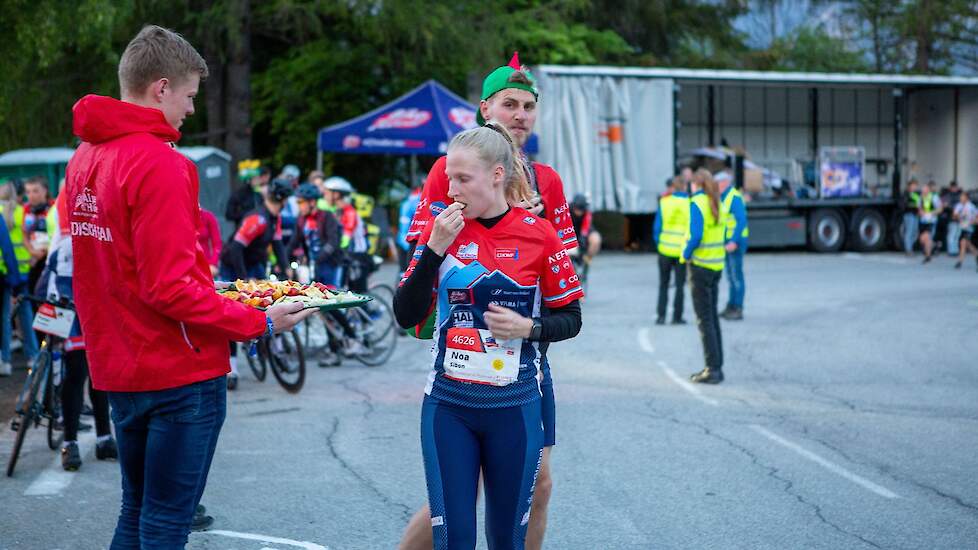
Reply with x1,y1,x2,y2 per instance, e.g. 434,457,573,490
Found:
476,51,539,126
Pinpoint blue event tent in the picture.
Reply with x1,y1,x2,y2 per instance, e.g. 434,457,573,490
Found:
316,80,538,159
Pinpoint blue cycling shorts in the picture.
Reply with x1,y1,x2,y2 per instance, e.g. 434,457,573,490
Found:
421,395,543,550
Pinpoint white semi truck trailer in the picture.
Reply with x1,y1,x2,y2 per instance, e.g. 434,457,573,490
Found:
533,66,978,251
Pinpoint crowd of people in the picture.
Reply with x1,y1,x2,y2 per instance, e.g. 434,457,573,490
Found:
18,18,970,550
13,24,591,550
900,178,978,269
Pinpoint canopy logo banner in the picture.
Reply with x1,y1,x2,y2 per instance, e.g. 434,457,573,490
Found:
318,80,537,155
368,108,432,131
449,107,478,129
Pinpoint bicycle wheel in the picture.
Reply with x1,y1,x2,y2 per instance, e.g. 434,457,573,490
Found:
352,297,397,367
367,282,395,307
7,353,48,477
301,312,332,358
266,330,306,393
46,368,63,451
245,342,267,382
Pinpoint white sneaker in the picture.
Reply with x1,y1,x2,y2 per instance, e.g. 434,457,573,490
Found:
342,338,367,357
0,361,11,377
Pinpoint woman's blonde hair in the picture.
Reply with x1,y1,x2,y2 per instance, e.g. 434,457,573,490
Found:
447,120,533,205
694,168,720,220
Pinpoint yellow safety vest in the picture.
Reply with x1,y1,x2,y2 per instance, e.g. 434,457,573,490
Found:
690,194,726,271
4,205,32,275
657,194,689,258
722,187,749,240
921,192,935,213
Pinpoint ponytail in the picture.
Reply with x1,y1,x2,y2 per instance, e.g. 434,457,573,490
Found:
694,168,720,220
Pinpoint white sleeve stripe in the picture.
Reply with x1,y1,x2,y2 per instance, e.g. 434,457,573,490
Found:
543,286,583,303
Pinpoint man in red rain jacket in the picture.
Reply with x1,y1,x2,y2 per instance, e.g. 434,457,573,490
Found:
66,25,312,548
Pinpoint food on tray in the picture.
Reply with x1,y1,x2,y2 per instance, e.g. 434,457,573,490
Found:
217,280,362,309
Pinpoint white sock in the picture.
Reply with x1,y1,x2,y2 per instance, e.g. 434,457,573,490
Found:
229,357,239,375
97,434,113,444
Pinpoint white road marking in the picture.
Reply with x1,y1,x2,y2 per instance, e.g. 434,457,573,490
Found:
749,425,899,499
194,530,332,550
637,327,655,354
657,361,719,407
24,431,95,496
842,252,911,266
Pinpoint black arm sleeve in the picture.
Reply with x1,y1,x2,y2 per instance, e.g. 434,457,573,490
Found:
536,300,581,343
224,241,247,280
393,246,444,329
272,239,290,274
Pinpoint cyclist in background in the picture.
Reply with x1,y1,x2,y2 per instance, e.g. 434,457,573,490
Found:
569,193,601,263
219,179,294,389
323,176,369,292
290,183,364,364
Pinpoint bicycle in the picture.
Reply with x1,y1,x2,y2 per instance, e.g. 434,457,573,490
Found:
300,259,397,367
6,296,70,477
244,328,306,394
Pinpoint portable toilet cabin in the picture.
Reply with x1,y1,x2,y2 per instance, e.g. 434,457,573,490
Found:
0,148,75,196
178,146,234,240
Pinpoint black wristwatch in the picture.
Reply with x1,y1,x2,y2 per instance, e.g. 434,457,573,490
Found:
529,318,543,341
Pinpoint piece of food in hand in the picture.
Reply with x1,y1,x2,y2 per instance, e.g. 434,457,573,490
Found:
457,202,467,210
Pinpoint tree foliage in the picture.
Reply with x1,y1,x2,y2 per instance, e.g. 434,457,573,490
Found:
1,0,975,189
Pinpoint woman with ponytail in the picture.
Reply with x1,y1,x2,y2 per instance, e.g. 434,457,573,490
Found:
682,168,727,384
394,121,583,550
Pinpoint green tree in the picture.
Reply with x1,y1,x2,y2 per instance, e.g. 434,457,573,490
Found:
748,25,871,72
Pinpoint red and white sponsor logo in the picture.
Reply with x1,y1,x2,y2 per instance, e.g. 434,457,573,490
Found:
448,107,477,129
368,109,432,131
547,249,568,264
73,189,98,218
495,248,519,260
342,135,362,149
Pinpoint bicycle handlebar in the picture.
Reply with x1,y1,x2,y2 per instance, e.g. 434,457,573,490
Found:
23,295,77,311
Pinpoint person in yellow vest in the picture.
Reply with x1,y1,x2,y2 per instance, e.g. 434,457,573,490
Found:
2,179,40,366
719,174,749,320
681,169,726,384
21,177,54,292
654,175,690,325
918,181,943,263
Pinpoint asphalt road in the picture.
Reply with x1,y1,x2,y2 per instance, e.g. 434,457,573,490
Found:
1,252,975,550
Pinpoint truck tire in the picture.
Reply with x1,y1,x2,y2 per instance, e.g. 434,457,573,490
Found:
809,208,846,252
850,208,887,252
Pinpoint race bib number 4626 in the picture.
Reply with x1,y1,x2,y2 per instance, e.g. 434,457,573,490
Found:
443,327,519,386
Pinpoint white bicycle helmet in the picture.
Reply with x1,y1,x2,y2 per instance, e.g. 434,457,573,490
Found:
323,176,354,194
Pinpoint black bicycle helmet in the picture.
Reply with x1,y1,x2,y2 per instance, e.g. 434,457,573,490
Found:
570,193,589,210
268,178,294,202
295,183,322,200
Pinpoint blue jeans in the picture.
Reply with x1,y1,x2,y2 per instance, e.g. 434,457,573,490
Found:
902,213,919,253
724,245,746,309
946,222,961,256
2,286,39,363
316,262,344,288
107,377,226,550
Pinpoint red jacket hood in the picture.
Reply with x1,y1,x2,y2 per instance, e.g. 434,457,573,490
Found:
72,94,181,144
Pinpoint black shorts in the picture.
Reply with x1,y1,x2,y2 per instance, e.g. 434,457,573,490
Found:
919,222,935,234
961,229,974,241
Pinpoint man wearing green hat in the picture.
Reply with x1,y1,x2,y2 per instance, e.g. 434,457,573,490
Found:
400,52,577,550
